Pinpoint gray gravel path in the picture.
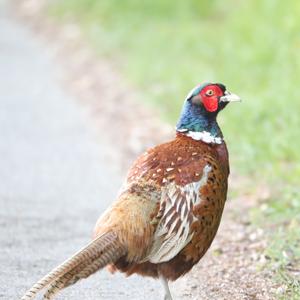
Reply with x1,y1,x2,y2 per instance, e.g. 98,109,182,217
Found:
0,1,162,299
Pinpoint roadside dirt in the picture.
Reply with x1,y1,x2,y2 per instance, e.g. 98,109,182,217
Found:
12,1,282,299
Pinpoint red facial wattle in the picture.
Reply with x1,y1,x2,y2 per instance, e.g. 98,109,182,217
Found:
200,85,224,112
202,97,218,112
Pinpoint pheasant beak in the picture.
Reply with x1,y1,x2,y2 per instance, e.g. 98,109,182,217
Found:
219,91,241,103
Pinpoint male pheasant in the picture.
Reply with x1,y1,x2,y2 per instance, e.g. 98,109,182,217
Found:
21,82,240,300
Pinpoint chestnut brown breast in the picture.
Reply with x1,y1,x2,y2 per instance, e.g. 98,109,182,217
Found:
97,134,229,280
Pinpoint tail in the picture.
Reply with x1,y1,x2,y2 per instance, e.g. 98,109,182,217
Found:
21,231,126,300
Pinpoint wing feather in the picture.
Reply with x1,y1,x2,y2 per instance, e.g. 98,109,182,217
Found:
146,164,212,263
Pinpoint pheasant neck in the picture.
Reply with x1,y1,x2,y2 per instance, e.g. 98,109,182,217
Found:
176,101,223,144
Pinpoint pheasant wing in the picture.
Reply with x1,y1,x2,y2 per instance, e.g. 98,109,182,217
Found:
146,164,212,263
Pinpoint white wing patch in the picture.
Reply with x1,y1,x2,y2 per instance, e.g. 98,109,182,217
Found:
146,164,212,263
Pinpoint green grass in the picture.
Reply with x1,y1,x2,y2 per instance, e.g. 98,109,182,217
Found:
48,0,300,297
49,0,300,179
252,188,300,298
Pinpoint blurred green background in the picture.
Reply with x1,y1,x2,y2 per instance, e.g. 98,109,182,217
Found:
49,0,300,297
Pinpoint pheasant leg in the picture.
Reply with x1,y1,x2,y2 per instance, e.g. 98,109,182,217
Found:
159,275,173,300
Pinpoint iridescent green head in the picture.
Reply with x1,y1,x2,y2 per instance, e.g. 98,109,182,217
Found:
176,82,240,140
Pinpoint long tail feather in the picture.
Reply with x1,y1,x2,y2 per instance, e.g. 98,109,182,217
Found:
21,231,126,300
43,259,92,299
42,273,73,300
43,243,125,299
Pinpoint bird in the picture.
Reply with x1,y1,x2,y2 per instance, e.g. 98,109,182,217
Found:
21,82,240,300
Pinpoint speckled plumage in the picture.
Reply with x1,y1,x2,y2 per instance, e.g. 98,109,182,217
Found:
96,133,229,280
22,82,240,300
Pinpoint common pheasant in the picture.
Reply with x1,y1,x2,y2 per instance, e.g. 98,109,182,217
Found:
21,82,240,300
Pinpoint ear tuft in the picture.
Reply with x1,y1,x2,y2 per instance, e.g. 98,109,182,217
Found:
216,83,226,92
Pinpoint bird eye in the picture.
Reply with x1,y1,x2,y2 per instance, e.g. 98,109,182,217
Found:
206,90,214,96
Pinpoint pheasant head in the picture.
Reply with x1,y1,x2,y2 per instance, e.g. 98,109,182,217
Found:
176,82,240,144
